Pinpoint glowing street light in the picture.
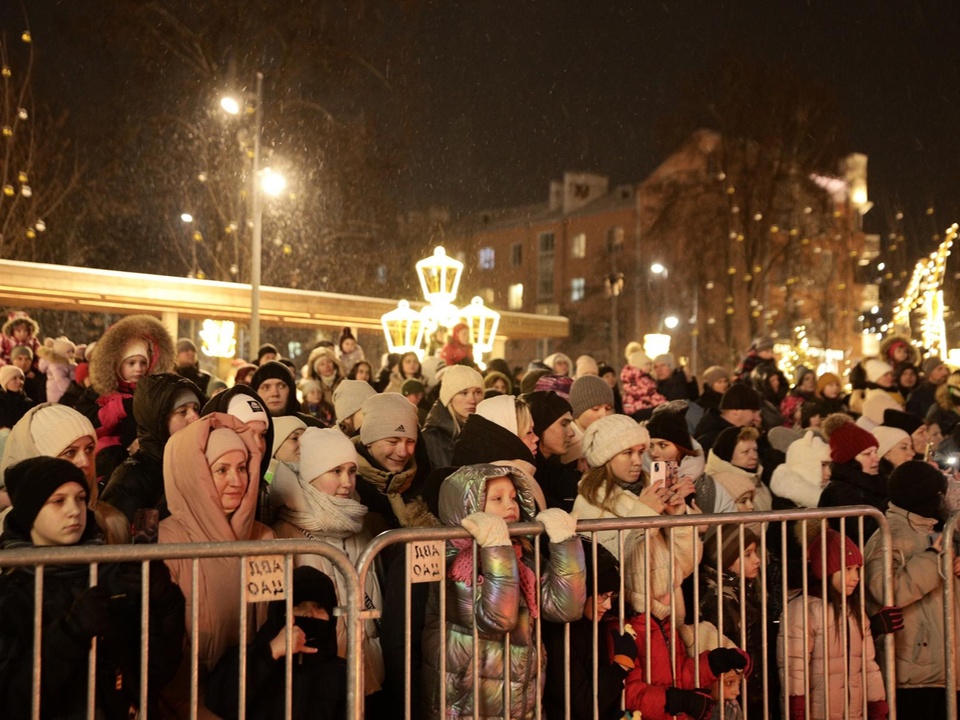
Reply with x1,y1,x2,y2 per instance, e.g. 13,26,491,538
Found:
664,315,679,330
260,168,287,197
220,96,241,116
180,213,194,223
650,262,666,275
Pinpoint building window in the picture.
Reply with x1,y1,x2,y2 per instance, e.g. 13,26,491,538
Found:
571,233,586,259
606,226,624,253
454,250,467,265
571,277,585,301
508,283,524,310
480,287,495,304
511,242,523,267
538,232,555,301
376,264,388,284
478,247,495,270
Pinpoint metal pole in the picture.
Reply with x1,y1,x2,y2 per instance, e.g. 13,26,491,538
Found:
691,281,699,376
250,71,263,358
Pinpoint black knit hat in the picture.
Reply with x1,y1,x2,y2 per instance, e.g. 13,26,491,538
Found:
256,343,279,362
523,390,573,439
882,409,923,436
292,566,338,612
645,404,693,452
720,384,762,411
6,457,89,535
711,426,743,463
888,460,946,520
580,539,621,596
250,360,299,415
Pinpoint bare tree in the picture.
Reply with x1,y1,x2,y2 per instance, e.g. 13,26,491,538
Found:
0,9,81,263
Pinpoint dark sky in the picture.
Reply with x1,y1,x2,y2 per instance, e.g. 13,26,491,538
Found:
11,1,960,249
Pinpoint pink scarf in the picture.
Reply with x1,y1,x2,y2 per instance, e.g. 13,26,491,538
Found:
448,538,540,619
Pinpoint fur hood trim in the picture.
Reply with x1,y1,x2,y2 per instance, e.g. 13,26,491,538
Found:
89,314,175,395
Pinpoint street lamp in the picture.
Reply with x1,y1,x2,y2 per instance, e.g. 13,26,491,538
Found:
664,315,679,330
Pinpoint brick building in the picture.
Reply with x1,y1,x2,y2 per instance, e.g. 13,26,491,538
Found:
443,130,874,373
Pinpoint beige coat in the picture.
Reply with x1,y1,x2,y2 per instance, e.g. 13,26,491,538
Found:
778,595,884,718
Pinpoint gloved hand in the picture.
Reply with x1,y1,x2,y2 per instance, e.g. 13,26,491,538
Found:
610,629,638,670
869,606,904,637
788,695,806,720
111,561,177,604
65,585,112,639
461,512,511,548
664,687,714,720
867,699,889,720
536,508,578,543
708,647,750,676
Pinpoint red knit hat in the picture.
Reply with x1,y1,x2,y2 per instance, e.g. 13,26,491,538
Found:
828,422,879,464
809,528,863,580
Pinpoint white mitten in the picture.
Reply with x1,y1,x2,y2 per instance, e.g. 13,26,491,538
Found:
461,512,511,548
536,508,578,543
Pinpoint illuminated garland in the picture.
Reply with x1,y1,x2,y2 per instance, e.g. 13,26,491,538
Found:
892,223,957,358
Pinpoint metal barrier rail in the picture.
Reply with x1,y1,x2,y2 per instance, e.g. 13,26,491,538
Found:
1,506,898,720
941,510,960,719
0,539,363,720
356,505,896,720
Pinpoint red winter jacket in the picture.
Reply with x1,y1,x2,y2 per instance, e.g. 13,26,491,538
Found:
609,613,717,719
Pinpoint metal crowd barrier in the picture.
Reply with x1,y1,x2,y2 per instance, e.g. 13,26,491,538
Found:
356,505,896,720
0,539,363,720
940,509,960,720
1,507,903,720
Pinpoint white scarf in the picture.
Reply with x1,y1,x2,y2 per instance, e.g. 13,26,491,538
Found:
272,461,367,538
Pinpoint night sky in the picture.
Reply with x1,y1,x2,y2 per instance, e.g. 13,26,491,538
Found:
11,1,960,253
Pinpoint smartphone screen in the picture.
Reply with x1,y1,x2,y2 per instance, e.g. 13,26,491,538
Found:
664,461,679,488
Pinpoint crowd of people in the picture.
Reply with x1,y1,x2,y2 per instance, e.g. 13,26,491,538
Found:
0,310,958,719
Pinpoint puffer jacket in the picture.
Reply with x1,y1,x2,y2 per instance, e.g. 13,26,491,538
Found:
619,364,666,417
777,595,885,718
614,612,718,719
422,464,586,719
572,481,659,560
864,504,960,689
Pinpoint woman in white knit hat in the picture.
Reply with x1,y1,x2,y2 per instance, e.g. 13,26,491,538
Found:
421,364,484,474
271,426,385,696
573,414,674,559
1,403,129,543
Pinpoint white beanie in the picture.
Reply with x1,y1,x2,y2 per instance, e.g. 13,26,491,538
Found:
863,358,894,384
0,365,24,390
872,425,910,460
333,379,376,422
52,336,76,357
628,350,651,369
271,415,307,458
582,414,650,468
227,393,269,426
121,338,150,363
299,427,358,482
29,404,96,458
476,394,518,434
359,392,419,444
439,365,484,406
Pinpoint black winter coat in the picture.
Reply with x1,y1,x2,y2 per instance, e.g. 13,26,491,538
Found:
0,519,185,719
818,461,888,544
101,373,204,525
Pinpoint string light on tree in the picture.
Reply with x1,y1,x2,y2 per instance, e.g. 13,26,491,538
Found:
892,223,957,358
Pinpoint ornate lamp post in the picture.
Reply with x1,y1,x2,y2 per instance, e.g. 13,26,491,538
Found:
381,300,426,357
460,296,501,365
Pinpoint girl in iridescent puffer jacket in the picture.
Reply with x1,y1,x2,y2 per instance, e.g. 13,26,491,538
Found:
422,463,586,719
